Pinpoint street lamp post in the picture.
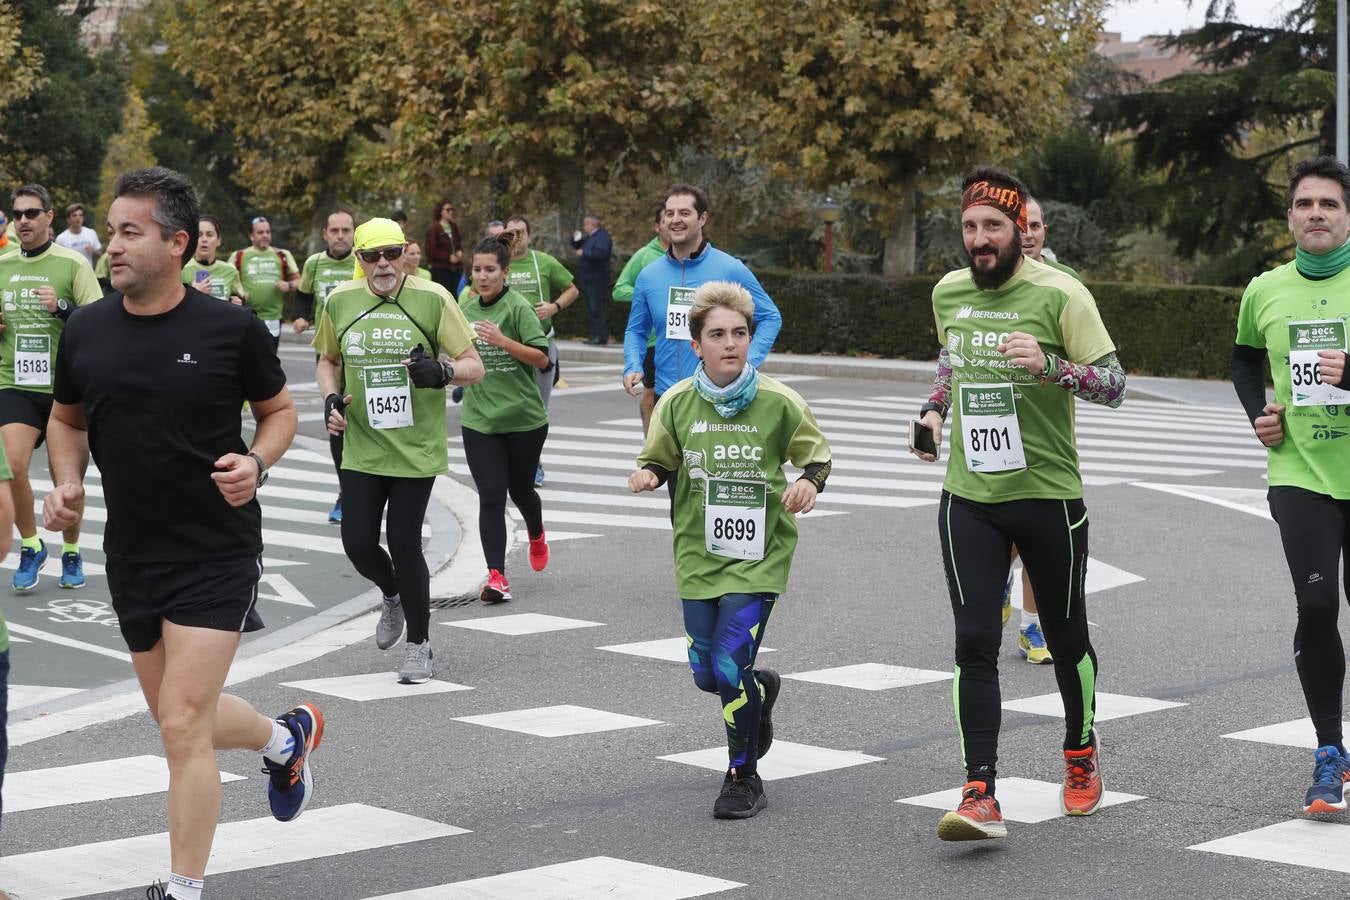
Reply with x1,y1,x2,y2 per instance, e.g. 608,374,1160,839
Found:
816,197,842,274
1340,0,1347,163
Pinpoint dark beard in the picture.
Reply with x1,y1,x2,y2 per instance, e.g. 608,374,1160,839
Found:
966,239,1021,290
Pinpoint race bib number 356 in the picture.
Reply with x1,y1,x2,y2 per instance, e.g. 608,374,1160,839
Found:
1288,320,1350,406
959,383,1026,473
364,364,413,429
666,286,696,340
705,478,766,561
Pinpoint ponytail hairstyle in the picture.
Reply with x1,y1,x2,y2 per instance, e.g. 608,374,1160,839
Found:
473,230,518,268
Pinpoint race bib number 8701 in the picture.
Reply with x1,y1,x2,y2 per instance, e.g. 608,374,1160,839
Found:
959,383,1026,473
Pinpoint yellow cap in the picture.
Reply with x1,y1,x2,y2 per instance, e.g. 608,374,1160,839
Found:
352,217,406,278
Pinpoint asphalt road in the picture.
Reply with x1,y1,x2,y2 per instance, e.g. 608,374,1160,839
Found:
4,362,1345,899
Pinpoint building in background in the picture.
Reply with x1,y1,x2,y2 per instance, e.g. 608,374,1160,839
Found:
59,0,149,50
1096,31,1209,84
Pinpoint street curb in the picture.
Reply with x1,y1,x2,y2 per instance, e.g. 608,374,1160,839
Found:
8,433,472,745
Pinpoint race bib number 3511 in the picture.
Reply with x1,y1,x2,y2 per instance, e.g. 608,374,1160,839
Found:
364,364,413,429
666,286,696,340
1288,320,1350,406
705,478,766,561
959,383,1026,473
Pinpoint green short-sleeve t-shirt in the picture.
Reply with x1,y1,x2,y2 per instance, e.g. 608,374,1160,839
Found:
931,257,1115,503
1236,259,1350,498
458,288,549,434
312,274,475,478
299,251,356,323
234,246,299,324
506,249,573,333
1042,257,1082,282
636,375,831,599
182,259,243,301
0,242,102,394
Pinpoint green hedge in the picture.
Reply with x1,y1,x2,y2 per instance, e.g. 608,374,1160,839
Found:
577,271,1244,380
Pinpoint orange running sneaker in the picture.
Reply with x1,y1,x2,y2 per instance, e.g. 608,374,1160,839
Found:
1061,728,1104,816
938,781,1007,841
529,531,550,572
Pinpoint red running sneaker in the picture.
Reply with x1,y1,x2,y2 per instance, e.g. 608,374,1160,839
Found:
938,781,1007,841
480,568,512,604
529,531,549,572
1061,728,1104,816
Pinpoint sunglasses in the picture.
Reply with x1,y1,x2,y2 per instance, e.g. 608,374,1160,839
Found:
358,246,404,263
11,208,46,221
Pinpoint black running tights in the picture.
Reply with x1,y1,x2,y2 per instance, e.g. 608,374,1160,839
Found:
461,424,548,572
338,470,435,644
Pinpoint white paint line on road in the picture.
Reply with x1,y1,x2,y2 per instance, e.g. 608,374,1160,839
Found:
0,803,469,899
1002,691,1186,722
1132,482,1271,519
1222,717,1346,750
455,705,662,737
361,856,745,899
661,740,883,781
597,637,777,663
784,663,951,691
1190,819,1350,874
6,623,130,662
280,672,474,701
9,684,84,711
6,755,245,813
445,613,605,635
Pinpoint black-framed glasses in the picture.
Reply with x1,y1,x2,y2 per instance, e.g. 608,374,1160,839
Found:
358,246,404,263
10,208,46,221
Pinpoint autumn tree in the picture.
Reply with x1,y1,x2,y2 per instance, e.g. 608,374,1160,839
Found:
371,0,706,248
700,0,1106,276
95,87,158,229
164,0,398,245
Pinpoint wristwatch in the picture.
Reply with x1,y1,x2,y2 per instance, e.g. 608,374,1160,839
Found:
247,451,269,488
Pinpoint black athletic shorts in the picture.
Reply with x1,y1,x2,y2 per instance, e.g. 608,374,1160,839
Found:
642,345,656,389
107,553,265,653
0,388,54,444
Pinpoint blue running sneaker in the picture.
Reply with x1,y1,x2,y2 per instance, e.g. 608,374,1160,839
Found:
534,463,545,487
12,539,46,592
1018,621,1053,665
1304,745,1350,813
60,551,86,589
264,703,325,822
328,496,343,524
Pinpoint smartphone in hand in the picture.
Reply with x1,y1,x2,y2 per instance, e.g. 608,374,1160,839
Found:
908,419,939,459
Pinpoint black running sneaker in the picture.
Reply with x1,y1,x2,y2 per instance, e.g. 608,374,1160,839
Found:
713,771,767,819
756,668,781,760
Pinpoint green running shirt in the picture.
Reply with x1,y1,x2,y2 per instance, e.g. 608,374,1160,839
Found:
637,375,831,599
458,288,549,434
299,251,357,323
1236,260,1350,498
0,242,102,394
181,259,243,301
931,257,1115,503
506,249,573,333
312,275,475,478
233,246,299,324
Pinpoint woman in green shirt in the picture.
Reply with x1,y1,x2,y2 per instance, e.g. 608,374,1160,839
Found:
629,281,832,820
459,234,553,604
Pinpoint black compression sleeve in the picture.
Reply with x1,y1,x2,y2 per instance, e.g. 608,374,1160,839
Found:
800,460,831,493
295,290,315,320
1231,344,1269,427
643,463,672,487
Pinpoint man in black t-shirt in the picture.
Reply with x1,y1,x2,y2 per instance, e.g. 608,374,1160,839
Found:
42,168,322,900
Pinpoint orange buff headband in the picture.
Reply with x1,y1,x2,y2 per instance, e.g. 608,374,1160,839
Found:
961,180,1028,233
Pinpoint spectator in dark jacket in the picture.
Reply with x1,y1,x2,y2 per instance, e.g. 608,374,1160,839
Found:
572,213,613,344
424,199,463,292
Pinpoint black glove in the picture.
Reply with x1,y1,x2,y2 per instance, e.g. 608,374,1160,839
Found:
407,343,450,389
324,393,346,422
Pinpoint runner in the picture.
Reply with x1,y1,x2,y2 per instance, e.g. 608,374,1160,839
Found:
629,280,830,819
912,166,1124,840
42,166,317,900
53,202,101,267
0,184,102,592
1024,196,1080,280
502,214,578,487
181,215,246,304
612,201,669,434
457,221,504,296
622,184,783,503
294,209,357,524
1232,155,1350,814
402,241,432,280
231,215,300,349
459,233,552,604
313,217,483,683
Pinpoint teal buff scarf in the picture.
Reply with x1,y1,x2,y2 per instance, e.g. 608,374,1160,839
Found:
1296,239,1350,279
695,361,759,418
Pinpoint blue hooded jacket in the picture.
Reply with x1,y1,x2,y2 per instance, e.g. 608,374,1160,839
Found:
623,242,781,395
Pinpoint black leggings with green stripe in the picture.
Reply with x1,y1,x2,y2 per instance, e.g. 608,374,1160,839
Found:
938,491,1097,788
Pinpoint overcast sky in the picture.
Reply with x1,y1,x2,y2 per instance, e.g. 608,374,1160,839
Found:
1103,0,1295,41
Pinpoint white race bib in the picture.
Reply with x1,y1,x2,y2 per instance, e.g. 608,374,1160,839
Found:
665,286,696,340
264,318,281,338
364,364,413,430
960,383,1026,473
1288,320,1350,406
14,333,51,387
705,478,766,561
